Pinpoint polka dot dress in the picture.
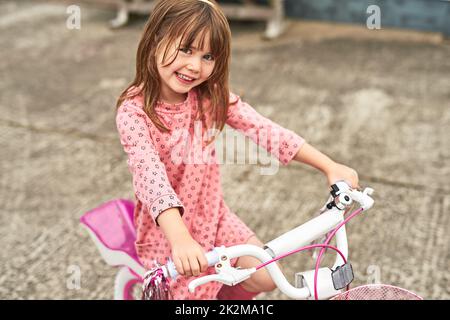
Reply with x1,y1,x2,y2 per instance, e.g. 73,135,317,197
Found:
116,87,305,299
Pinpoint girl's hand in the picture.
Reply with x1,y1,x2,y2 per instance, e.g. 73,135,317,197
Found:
156,208,208,277
170,233,208,277
326,162,361,190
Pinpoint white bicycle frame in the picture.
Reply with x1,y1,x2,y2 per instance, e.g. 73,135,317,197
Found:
159,182,375,300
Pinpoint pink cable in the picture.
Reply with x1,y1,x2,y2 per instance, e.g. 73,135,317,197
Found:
251,206,364,300
313,207,364,300
255,244,347,271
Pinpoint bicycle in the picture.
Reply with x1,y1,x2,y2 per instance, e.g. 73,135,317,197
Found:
80,181,422,300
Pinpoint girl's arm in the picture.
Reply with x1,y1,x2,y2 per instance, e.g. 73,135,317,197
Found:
293,142,360,189
116,100,184,224
226,92,359,188
116,100,207,277
226,92,305,166
156,208,208,277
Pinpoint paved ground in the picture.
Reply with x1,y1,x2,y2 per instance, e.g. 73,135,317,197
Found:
0,1,449,300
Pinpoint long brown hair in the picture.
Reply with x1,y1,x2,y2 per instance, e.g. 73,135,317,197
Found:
115,0,235,145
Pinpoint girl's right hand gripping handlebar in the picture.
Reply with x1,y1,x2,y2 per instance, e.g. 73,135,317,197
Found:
162,246,256,288
164,249,221,279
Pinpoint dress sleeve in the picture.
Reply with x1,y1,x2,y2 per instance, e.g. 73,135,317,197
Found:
116,99,185,224
226,92,306,165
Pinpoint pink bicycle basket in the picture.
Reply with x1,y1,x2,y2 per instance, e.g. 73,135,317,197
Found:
331,284,423,300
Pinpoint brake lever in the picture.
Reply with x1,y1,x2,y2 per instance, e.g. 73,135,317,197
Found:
188,274,234,293
188,254,256,293
328,182,374,211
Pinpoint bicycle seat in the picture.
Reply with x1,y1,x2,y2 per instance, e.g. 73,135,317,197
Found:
80,199,145,277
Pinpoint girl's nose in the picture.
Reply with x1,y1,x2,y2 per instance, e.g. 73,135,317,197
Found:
187,58,201,73
187,64,196,72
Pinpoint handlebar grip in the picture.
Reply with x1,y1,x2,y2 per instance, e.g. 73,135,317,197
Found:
166,248,220,279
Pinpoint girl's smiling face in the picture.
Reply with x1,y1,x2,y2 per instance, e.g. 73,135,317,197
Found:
156,32,215,104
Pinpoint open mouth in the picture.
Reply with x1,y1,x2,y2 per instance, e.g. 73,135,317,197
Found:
175,72,195,83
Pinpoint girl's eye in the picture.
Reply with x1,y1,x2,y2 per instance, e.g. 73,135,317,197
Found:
203,54,214,61
179,47,191,54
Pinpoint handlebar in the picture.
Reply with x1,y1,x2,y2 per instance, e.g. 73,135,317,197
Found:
159,182,374,299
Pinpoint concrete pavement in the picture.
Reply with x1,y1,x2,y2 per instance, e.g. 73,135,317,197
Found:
0,1,449,299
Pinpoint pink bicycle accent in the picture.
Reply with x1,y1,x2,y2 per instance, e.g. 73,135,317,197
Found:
331,284,423,300
80,199,138,262
123,277,141,300
80,199,145,299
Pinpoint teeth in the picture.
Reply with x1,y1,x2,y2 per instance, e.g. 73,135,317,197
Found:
177,73,193,81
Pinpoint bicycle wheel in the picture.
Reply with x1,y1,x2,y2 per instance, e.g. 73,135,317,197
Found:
114,267,142,300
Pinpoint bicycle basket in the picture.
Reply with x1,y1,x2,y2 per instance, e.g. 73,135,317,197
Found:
330,284,423,300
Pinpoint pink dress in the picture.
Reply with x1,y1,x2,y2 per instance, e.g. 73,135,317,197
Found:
115,87,305,299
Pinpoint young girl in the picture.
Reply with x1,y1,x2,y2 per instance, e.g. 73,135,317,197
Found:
115,0,359,300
